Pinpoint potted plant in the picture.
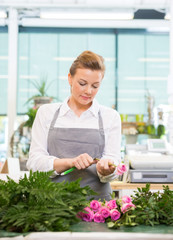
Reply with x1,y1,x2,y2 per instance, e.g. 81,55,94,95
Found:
26,76,55,108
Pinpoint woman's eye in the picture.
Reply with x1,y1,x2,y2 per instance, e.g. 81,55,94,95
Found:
93,85,99,89
79,82,86,86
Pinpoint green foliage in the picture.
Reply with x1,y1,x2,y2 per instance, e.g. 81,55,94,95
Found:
108,184,173,229
30,76,54,97
24,108,38,128
146,124,156,135
131,184,173,226
137,124,146,134
26,77,55,105
0,171,96,233
157,124,165,138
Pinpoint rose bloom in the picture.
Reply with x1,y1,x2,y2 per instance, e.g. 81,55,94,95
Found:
94,212,105,223
90,200,102,212
121,202,135,213
79,207,94,222
122,195,132,204
110,209,121,221
116,164,127,175
105,200,117,210
99,207,110,218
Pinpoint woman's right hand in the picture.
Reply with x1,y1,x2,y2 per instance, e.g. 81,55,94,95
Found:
72,153,97,170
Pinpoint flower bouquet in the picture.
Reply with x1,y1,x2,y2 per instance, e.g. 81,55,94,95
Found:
78,195,136,228
78,183,173,229
77,162,137,228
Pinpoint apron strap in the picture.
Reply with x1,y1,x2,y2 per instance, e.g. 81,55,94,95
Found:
49,105,61,129
50,104,104,135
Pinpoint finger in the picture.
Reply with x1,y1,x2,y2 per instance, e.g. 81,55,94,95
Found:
77,157,86,169
81,154,93,166
107,159,116,168
74,161,82,170
109,165,116,172
104,161,110,170
79,161,86,169
92,159,98,164
100,159,109,169
76,155,90,169
87,156,94,165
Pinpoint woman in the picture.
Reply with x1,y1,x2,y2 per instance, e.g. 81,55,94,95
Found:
27,50,121,200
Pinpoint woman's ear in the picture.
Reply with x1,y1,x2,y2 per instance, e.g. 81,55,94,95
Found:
68,73,72,86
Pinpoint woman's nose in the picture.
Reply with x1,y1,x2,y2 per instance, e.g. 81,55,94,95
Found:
85,86,92,94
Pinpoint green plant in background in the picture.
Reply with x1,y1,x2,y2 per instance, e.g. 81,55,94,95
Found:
26,76,55,105
0,171,96,233
157,124,166,138
136,123,146,134
146,124,156,136
137,125,146,134
24,107,38,128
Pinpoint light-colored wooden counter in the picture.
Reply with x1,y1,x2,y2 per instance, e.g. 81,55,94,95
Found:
110,181,173,190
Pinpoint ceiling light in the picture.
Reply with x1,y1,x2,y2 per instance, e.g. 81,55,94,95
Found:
0,10,7,19
40,11,134,20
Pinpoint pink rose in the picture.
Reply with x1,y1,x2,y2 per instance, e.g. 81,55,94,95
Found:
110,209,121,221
122,196,132,203
121,202,135,213
99,207,110,218
90,200,102,212
105,200,117,210
116,163,127,175
94,212,105,223
78,207,94,222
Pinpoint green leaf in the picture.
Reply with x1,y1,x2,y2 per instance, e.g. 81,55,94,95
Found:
0,170,94,233
107,222,115,228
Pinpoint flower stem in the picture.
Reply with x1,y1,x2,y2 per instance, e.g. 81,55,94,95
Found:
94,158,117,167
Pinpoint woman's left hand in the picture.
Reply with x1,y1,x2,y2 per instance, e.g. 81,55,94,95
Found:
96,159,115,176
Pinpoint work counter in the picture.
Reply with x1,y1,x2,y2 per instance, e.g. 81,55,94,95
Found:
0,173,173,239
1,222,173,239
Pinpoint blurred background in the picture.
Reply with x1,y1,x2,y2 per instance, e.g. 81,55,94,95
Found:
0,0,173,169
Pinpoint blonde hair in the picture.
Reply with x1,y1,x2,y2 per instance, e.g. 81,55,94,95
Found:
69,51,105,78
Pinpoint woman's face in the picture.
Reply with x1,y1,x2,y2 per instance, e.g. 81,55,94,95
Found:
68,68,103,107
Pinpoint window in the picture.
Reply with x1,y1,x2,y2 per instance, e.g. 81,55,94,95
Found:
17,28,116,114
117,30,169,116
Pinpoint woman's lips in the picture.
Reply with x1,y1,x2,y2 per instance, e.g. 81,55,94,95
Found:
81,96,90,100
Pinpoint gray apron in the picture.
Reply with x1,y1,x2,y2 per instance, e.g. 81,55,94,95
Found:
47,105,112,201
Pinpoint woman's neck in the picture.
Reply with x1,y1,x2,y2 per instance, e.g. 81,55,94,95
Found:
68,97,92,117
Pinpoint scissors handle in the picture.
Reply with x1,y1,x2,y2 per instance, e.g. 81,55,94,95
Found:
61,167,76,175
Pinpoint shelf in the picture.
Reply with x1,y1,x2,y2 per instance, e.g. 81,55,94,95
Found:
110,181,173,190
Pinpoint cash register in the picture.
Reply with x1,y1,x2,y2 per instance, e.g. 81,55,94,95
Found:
125,139,173,183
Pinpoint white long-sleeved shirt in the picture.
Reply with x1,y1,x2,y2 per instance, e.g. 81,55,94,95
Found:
27,98,122,182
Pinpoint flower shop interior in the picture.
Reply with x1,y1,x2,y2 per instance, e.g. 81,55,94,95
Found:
0,0,173,239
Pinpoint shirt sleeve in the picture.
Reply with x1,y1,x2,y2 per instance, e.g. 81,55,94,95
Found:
26,105,57,172
102,109,122,165
97,171,120,183
97,108,122,183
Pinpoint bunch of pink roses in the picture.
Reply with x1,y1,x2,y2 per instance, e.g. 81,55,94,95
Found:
78,195,135,225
